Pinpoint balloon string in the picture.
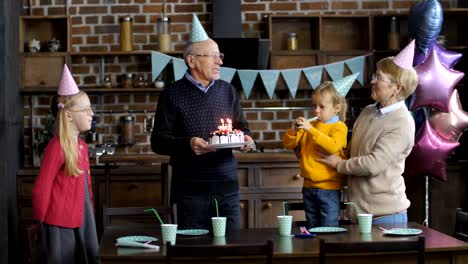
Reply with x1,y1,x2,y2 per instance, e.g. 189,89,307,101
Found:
422,175,429,227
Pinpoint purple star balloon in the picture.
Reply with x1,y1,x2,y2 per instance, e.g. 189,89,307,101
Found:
404,121,459,182
429,90,468,142
413,41,463,68
410,49,464,112
433,42,462,69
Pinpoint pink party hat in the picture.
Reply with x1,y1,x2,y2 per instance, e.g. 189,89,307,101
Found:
393,39,415,69
57,64,80,96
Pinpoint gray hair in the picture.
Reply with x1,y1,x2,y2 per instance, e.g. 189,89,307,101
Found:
183,42,196,67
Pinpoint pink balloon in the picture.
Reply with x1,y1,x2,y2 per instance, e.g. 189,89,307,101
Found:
428,90,468,142
404,121,459,182
410,49,464,112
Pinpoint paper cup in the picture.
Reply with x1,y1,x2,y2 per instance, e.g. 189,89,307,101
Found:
277,215,293,236
161,224,178,245
357,213,373,233
278,235,293,253
213,236,226,245
212,217,227,237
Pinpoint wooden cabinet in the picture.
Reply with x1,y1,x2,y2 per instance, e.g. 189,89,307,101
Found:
236,153,303,228
19,16,71,91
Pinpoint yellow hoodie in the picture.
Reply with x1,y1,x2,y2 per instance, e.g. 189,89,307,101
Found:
283,120,348,190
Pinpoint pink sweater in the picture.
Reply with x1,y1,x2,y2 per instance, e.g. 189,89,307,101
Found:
32,136,93,228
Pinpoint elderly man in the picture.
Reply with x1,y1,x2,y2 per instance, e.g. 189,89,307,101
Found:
151,14,254,232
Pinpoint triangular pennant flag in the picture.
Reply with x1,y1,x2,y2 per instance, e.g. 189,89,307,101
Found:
324,61,345,81
281,69,302,98
332,73,359,97
151,51,172,81
219,67,237,83
303,66,323,89
172,58,188,81
345,56,365,85
259,70,280,99
190,14,209,42
237,70,258,99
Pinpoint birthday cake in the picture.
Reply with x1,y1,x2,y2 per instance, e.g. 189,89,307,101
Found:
209,118,245,145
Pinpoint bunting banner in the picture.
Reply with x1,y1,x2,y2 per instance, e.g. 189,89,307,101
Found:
324,61,345,81
172,58,188,81
259,70,280,99
219,67,237,83
345,56,365,85
151,51,172,81
150,51,371,99
281,69,302,98
303,66,323,89
237,70,258,99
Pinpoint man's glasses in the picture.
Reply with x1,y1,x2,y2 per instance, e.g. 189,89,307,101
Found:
69,106,94,115
191,53,224,60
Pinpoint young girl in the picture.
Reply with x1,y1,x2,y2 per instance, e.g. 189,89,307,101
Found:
283,81,348,228
32,65,99,264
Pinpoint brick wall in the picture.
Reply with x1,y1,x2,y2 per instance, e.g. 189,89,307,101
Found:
23,0,449,166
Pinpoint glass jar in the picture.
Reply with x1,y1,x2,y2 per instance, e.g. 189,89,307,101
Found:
157,17,171,52
121,115,135,145
287,32,298,51
121,73,134,88
119,16,133,51
387,16,400,50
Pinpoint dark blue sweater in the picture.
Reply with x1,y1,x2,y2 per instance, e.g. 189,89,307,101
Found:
151,77,251,197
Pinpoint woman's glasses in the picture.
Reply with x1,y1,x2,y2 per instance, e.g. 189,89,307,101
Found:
371,73,394,84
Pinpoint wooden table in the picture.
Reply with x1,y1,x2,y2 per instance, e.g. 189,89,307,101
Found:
99,223,468,264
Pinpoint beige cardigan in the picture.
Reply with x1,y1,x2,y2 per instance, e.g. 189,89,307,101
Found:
337,104,414,221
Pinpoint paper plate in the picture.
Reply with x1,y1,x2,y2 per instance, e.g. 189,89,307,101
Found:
383,228,423,236
308,227,348,233
116,236,159,249
116,236,158,243
176,229,210,236
209,142,245,149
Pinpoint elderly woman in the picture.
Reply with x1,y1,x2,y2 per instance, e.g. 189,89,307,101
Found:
318,40,418,225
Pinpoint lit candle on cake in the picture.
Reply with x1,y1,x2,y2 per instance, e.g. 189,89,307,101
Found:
226,118,232,131
218,118,225,132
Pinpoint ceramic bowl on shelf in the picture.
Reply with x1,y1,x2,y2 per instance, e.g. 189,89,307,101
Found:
47,38,61,52
28,38,41,53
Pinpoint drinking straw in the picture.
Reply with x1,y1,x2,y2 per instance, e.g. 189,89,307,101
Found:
144,208,164,225
214,198,219,217
283,201,287,216
344,202,361,214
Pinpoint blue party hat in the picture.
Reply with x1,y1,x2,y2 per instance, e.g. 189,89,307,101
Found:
332,73,359,97
190,14,209,42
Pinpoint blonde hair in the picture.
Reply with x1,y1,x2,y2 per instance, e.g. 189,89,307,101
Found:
54,91,87,177
376,57,418,100
313,81,348,122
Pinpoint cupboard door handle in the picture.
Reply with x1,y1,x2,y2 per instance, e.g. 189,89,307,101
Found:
264,202,272,209
293,174,301,180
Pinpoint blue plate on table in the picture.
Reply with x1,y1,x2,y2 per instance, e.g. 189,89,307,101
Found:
115,236,159,249
308,227,348,233
383,228,422,236
177,229,210,236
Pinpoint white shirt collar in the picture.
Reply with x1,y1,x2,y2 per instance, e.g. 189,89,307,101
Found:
375,100,406,116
